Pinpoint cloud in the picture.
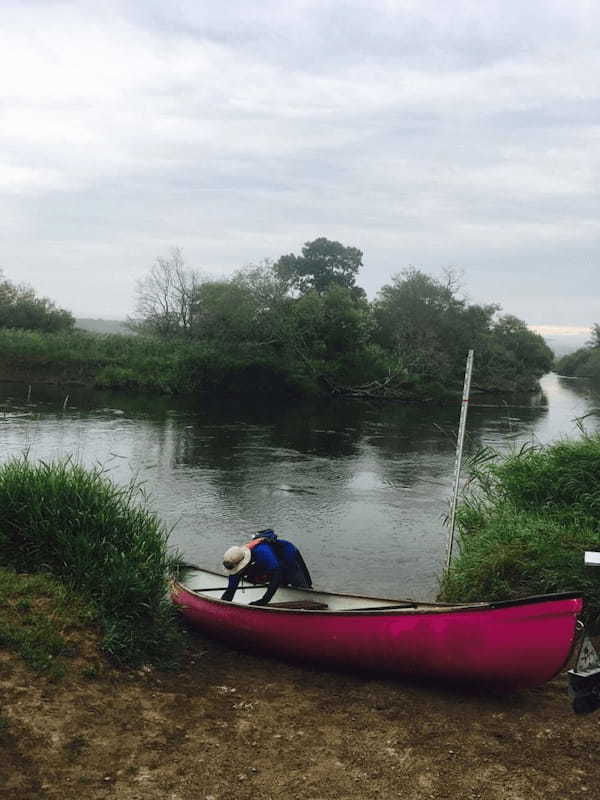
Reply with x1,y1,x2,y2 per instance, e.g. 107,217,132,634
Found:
1,1,599,320
531,325,591,336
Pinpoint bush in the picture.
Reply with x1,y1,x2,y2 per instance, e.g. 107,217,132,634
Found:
556,341,600,380
440,435,600,625
0,458,184,667
0,276,74,333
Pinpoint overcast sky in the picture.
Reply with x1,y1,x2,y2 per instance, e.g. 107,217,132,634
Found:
1,1,598,329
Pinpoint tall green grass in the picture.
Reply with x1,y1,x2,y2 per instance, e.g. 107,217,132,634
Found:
0,327,175,363
0,328,200,392
439,435,600,624
0,458,184,667
0,327,307,397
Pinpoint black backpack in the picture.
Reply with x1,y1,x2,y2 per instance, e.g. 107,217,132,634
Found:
252,529,284,559
252,529,312,587
253,528,278,543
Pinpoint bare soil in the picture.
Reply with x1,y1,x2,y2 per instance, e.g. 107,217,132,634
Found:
1,632,599,800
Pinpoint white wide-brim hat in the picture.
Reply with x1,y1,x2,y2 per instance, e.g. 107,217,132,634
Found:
222,545,251,575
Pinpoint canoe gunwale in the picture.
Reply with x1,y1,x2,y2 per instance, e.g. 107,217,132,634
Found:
172,569,583,617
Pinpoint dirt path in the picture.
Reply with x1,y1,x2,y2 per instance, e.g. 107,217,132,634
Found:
2,634,599,800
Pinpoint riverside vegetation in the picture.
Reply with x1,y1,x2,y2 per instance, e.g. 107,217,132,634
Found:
2,436,600,679
0,458,184,673
0,242,594,674
0,240,553,400
440,433,600,625
1,255,598,799
556,323,600,382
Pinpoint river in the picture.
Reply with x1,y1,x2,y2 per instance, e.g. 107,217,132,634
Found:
1,373,598,600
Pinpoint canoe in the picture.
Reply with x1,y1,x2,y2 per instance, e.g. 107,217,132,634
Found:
172,566,583,691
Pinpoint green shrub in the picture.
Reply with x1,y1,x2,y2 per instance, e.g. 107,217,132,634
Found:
473,437,600,523
557,346,600,380
0,458,184,667
95,365,141,389
440,435,600,625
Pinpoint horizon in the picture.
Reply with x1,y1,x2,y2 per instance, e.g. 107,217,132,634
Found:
78,318,593,337
74,316,594,354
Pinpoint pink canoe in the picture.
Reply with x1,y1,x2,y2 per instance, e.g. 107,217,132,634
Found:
172,567,583,691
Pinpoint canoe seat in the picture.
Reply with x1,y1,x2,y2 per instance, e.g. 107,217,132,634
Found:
267,600,329,610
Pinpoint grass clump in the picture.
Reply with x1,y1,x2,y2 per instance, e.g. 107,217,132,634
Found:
439,435,600,624
0,458,184,668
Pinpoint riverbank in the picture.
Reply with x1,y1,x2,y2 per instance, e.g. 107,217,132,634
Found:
0,324,551,402
0,328,368,400
3,627,599,800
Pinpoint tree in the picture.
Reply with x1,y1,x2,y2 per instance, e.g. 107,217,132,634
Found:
555,323,600,379
232,261,290,323
490,315,553,374
189,280,261,343
372,269,553,391
372,269,497,382
274,237,364,296
287,285,383,387
473,315,554,391
0,273,74,332
128,248,201,337
587,323,600,349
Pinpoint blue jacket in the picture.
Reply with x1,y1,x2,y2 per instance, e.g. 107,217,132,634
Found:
221,539,309,604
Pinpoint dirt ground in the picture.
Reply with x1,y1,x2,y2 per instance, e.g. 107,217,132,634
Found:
2,630,599,800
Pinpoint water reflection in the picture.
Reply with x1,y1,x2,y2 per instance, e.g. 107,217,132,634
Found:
1,373,598,600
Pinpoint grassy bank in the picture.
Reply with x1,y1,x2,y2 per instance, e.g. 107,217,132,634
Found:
0,321,552,402
0,327,318,398
0,328,199,393
4,435,600,676
0,458,184,668
440,435,600,624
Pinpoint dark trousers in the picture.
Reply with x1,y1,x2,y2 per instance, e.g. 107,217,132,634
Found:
284,553,312,588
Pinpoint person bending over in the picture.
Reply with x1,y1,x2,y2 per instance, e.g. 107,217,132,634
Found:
221,530,312,606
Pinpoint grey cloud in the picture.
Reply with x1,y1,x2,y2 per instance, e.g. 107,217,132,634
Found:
1,0,598,324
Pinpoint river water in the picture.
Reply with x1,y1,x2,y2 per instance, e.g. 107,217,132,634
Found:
1,373,598,600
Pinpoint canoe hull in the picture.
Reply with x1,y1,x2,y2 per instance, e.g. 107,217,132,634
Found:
172,579,582,690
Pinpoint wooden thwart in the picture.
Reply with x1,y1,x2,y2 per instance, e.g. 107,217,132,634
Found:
267,600,329,610
192,585,269,593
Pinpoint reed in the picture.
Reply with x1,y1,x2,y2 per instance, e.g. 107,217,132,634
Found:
0,327,295,396
0,328,198,391
440,434,600,624
0,458,184,667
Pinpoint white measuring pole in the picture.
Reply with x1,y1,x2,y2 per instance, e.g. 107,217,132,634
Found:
445,349,474,571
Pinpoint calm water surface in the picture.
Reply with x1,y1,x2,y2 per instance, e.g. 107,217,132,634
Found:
1,373,598,600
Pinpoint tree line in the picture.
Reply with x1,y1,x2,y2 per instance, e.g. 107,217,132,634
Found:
0,240,554,399
0,272,74,333
126,239,552,397
556,325,600,381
